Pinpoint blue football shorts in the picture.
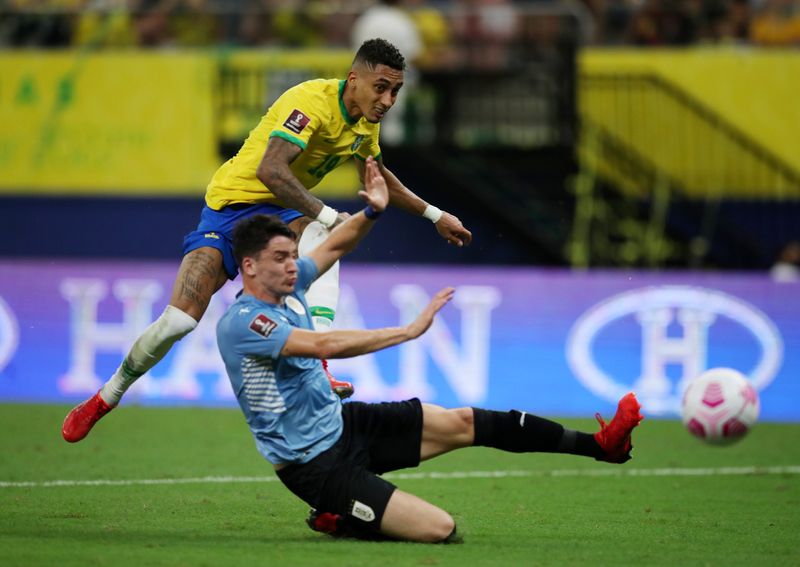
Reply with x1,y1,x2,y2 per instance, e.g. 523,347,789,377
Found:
182,203,304,280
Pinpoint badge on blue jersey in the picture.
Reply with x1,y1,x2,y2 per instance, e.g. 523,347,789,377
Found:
249,314,277,338
285,296,306,315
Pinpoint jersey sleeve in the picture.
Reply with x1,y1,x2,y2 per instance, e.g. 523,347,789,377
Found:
268,85,329,151
233,309,293,359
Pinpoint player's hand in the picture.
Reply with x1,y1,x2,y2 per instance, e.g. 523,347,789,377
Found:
358,156,389,213
406,287,455,339
436,212,472,247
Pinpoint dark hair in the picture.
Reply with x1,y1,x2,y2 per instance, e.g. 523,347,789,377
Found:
232,214,296,267
353,38,406,71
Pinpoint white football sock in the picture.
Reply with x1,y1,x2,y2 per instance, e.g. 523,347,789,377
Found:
298,221,340,331
100,305,198,405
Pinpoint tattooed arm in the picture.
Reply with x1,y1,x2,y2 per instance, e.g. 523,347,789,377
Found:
256,137,347,226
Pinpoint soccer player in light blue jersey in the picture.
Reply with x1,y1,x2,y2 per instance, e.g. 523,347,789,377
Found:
217,157,644,543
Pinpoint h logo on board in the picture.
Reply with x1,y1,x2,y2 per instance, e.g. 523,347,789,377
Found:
58,278,163,394
635,306,715,407
566,286,783,416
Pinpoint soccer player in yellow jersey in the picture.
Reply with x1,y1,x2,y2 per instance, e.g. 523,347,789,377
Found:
62,38,472,443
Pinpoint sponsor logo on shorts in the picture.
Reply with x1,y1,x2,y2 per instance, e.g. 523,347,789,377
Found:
284,109,310,134
249,314,277,339
350,500,376,523
203,232,220,240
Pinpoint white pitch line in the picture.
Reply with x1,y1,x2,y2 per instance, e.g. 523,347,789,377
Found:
2,466,799,489
0,476,281,489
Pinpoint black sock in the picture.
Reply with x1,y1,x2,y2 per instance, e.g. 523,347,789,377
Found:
471,408,604,459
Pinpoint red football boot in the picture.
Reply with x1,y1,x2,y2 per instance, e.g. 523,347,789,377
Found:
306,509,344,536
594,392,644,463
322,359,354,400
62,390,115,443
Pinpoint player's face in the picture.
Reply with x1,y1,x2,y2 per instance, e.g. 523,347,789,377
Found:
348,64,404,123
251,236,299,301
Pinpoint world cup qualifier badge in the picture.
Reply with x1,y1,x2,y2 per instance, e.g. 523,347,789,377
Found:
249,314,277,339
283,109,311,134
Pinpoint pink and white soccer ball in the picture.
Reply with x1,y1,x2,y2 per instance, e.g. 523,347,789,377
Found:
681,368,760,445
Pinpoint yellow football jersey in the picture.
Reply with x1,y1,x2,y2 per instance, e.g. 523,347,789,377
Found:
205,78,382,210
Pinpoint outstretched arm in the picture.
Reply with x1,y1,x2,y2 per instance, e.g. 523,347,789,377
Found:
280,287,455,358
256,137,348,227
306,156,388,276
356,158,473,247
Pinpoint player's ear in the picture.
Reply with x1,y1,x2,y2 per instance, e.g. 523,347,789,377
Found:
241,257,257,277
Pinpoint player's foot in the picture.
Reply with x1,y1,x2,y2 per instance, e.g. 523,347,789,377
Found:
594,392,644,463
306,509,344,537
322,359,354,400
61,390,116,443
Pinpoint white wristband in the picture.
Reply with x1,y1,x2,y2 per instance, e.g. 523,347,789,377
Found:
315,205,338,228
422,204,443,224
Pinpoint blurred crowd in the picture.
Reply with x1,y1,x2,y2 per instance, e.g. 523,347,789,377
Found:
596,0,800,45
1,0,799,50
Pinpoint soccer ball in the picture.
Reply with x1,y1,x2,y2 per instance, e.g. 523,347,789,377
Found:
681,368,760,445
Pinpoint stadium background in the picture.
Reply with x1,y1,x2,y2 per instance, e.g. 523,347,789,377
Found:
1,0,799,422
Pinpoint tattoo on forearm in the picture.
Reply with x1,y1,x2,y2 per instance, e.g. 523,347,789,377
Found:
270,169,322,216
262,137,323,217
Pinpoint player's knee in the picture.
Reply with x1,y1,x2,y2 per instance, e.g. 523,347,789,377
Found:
158,305,198,341
425,513,455,543
450,407,475,442
457,407,475,431
408,510,454,543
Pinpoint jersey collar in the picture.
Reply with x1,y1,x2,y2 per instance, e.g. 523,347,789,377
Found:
338,80,358,126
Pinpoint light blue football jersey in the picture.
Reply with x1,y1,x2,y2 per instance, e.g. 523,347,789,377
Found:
216,256,343,465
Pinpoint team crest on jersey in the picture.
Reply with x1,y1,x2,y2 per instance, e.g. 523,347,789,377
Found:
249,314,277,338
350,135,364,153
285,296,306,316
284,109,310,134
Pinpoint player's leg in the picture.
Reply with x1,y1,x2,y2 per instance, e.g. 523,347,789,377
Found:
379,489,457,543
294,219,339,330
299,399,456,543
293,218,353,399
419,393,644,464
61,247,228,442
418,404,474,460
106,246,228,391
297,466,457,543
305,489,457,543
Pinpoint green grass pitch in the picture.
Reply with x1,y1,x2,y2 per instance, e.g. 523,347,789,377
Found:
1,403,798,566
